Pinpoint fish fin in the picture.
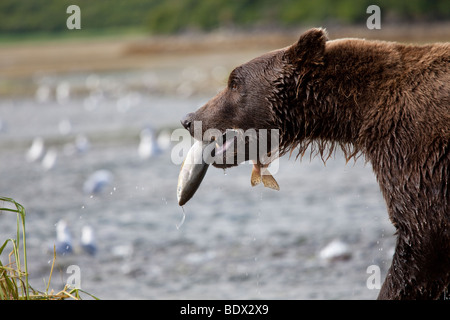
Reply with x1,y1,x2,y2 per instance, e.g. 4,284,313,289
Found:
251,165,261,187
261,170,280,191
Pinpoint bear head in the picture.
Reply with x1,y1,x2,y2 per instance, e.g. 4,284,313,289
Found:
181,28,329,168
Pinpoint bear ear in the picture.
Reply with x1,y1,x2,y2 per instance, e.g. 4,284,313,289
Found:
286,28,328,67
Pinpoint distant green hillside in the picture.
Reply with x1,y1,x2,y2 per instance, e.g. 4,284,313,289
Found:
1,0,449,35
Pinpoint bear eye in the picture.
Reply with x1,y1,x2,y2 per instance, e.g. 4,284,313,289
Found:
228,80,239,91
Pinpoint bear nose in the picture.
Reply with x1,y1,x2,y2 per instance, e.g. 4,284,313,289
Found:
181,112,194,130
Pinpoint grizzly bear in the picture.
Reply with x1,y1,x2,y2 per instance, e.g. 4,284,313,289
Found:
181,28,450,300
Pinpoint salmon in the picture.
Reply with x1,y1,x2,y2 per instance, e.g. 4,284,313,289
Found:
178,140,280,206
177,140,210,206
250,160,280,191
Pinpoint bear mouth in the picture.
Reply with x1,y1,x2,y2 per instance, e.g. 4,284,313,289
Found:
199,128,277,169
205,129,270,169
208,130,241,169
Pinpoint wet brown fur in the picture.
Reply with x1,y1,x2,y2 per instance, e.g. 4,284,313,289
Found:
182,28,450,299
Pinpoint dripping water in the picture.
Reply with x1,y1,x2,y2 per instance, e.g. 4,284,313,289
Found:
176,206,186,230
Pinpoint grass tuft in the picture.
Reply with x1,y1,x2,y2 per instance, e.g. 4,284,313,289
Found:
0,196,99,300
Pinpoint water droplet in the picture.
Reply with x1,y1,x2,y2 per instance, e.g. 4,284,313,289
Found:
176,207,186,230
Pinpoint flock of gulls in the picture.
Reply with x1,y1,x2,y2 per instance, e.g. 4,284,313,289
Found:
53,219,97,256
16,76,175,257
30,126,172,257
29,126,172,257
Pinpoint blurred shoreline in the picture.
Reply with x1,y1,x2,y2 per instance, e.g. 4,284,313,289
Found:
1,23,449,98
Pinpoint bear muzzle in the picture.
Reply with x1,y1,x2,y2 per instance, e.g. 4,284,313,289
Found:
180,112,194,132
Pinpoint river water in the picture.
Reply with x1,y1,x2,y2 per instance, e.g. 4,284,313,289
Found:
0,68,396,300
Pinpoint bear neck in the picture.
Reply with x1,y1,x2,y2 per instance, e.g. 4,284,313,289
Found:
275,38,450,299
280,39,450,253
276,59,363,161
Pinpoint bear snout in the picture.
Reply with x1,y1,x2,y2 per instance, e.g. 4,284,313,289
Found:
181,112,194,132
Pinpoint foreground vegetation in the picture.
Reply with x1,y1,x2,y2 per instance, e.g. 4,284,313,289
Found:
0,197,98,300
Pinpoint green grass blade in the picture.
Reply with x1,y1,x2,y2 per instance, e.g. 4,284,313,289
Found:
1,196,98,300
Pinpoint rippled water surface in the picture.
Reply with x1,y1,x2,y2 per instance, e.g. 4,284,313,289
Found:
0,71,396,299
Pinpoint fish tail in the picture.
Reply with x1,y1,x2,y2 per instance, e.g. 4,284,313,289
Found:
261,169,280,191
251,165,261,187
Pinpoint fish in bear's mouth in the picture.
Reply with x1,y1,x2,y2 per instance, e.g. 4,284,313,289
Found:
203,129,241,169
176,129,280,206
202,128,277,169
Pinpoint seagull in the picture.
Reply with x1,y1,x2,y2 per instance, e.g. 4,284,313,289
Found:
41,148,57,171
138,127,161,159
58,119,73,136
318,239,351,262
26,137,45,162
56,81,70,104
83,169,113,195
35,84,51,103
156,129,172,151
75,134,90,154
111,244,134,260
81,225,97,256
54,220,73,256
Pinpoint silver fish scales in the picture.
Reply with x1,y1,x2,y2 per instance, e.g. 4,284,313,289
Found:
177,140,211,206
